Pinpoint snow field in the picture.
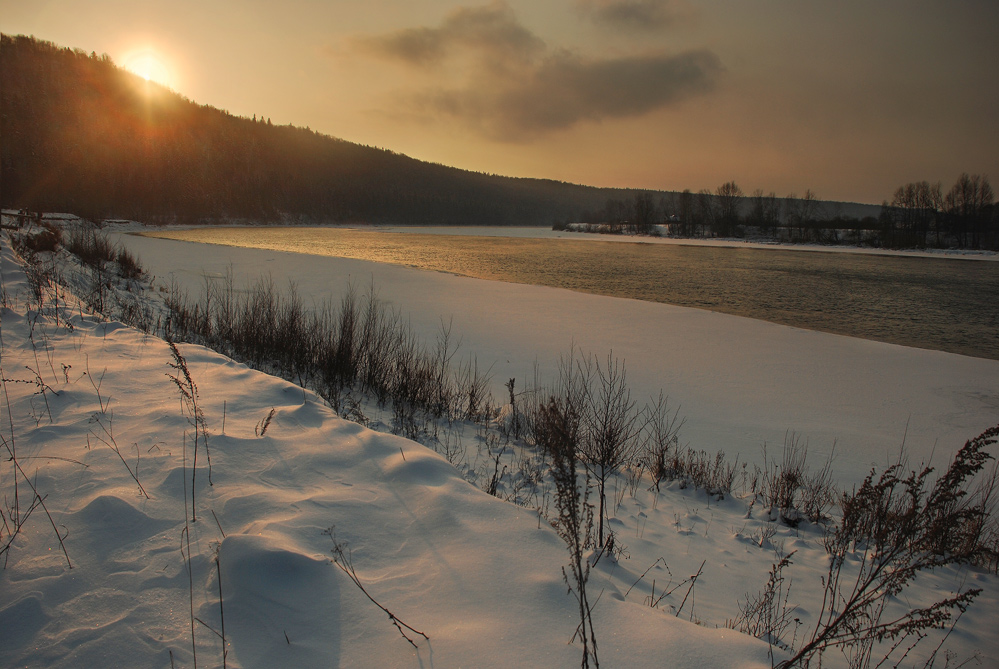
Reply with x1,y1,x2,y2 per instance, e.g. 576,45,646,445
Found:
1,241,780,667
2,221,997,667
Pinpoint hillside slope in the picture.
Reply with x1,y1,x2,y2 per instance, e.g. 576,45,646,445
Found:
0,34,641,226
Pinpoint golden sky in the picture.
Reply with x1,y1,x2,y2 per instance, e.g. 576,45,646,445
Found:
2,0,997,204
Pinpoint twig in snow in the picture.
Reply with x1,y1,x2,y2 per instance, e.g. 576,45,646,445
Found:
675,560,705,621
324,526,429,649
167,339,212,517
255,407,276,437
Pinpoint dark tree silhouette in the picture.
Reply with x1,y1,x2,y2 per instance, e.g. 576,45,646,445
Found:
0,34,634,226
945,173,994,249
713,181,743,237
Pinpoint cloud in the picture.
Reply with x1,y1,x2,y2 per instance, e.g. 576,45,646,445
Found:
577,0,695,31
353,1,722,140
356,1,544,68
417,49,723,140
357,27,447,67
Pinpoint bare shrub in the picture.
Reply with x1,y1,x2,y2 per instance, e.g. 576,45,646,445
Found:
756,432,836,526
782,425,998,668
8,221,62,256
800,448,836,523
641,391,685,492
759,432,807,524
455,355,492,422
67,223,117,268
531,353,598,668
114,245,145,280
969,460,999,572
536,393,598,668
732,551,799,662
163,274,479,439
502,376,528,442
665,446,738,497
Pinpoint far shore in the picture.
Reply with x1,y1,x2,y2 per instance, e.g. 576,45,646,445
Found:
123,218,999,262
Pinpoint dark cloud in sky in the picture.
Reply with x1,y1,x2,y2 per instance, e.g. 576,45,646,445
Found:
577,0,695,31
357,2,544,69
417,49,723,140
354,1,722,140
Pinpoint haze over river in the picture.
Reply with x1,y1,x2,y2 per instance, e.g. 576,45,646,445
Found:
145,226,999,361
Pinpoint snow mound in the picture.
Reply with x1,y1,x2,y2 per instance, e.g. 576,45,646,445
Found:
221,535,342,668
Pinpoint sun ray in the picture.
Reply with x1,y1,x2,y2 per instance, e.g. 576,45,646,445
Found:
122,50,173,88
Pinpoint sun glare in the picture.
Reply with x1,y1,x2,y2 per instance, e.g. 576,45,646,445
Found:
122,50,173,89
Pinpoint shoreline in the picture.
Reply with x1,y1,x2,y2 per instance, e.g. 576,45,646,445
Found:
113,230,999,487
134,223,999,362
126,220,999,262
6,209,997,261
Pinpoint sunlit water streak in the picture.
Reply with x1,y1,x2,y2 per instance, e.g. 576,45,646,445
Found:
144,227,999,360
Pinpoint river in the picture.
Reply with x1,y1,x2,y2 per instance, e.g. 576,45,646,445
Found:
142,226,999,360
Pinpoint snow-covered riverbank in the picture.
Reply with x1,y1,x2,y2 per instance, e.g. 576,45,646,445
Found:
3,219,997,667
117,229,999,485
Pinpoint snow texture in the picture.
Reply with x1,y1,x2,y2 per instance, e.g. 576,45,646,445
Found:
1,220,996,667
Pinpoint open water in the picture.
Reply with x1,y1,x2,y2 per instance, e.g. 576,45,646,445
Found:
144,227,999,360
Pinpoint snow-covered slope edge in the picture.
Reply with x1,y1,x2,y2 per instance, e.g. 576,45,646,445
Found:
0,242,775,667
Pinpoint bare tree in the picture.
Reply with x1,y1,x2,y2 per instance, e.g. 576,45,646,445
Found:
888,181,942,248
749,189,781,238
696,189,715,237
714,181,744,237
946,173,994,248
580,353,643,549
783,193,800,241
784,190,819,242
667,189,696,237
749,189,766,227
631,192,658,235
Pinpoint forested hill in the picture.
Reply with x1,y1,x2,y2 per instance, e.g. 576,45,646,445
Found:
0,34,635,225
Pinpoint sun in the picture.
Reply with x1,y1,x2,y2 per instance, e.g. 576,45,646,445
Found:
122,50,173,88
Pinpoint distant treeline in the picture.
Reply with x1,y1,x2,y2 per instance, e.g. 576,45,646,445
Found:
0,34,642,225
565,177,997,250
